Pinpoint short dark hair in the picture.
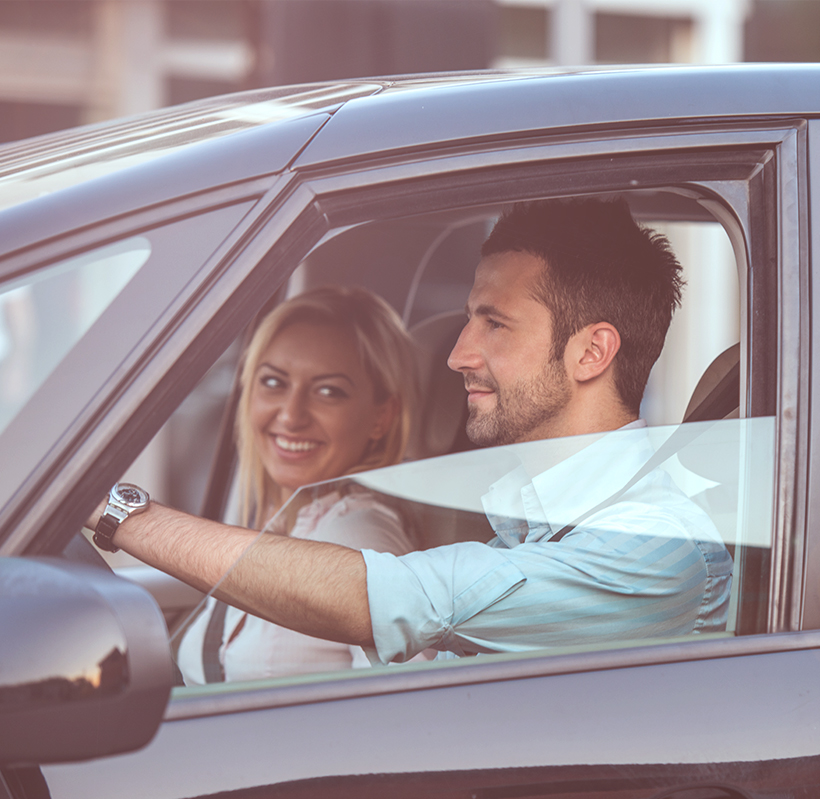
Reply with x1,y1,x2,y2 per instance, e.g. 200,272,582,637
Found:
481,198,684,414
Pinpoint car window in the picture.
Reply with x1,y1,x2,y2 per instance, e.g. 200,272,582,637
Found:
170,416,774,687
0,237,150,434
88,191,773,693
0,200,258,553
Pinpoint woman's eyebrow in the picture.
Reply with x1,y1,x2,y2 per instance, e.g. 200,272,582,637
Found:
258,363,356,386
312,372,356,386
257,363,288,375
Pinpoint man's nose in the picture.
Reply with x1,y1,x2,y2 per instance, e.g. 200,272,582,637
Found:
278,389,311,428
447,322,481,373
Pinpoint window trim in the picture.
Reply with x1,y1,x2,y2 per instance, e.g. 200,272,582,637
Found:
166,629,820,721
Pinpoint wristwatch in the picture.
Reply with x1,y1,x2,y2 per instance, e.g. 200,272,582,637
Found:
93,482,150,553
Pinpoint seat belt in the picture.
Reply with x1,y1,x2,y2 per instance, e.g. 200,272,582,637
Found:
549,360,738,542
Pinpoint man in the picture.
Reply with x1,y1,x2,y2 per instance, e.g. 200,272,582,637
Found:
88,198,732,665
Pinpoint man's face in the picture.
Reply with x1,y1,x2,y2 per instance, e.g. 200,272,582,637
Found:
447,250,571,446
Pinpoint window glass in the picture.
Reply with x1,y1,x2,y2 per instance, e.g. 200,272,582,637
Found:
0,237,150,434
92,193,764,693
171,416,774,687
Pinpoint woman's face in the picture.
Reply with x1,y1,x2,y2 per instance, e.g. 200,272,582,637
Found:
249,321,394,503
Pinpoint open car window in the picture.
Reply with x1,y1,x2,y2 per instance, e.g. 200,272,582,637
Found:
83,186,765,692
170,416,774,688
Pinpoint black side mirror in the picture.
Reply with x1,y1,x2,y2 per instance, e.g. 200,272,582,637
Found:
0,557,172,765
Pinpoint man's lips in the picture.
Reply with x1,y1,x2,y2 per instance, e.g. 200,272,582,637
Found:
464,383,495,403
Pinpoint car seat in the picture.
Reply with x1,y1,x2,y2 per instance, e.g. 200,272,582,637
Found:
407,310,476,461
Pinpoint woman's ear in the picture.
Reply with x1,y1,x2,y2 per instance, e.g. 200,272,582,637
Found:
567,322,621,383
370,395,400,440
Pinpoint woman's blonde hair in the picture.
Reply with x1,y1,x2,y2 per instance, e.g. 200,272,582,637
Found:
236,285,417,528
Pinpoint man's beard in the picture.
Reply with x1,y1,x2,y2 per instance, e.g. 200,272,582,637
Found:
465,358,571,447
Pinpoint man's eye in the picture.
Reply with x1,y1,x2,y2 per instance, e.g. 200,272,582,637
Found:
487,318,505,330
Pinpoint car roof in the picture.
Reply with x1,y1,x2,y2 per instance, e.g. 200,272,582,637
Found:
0,63,817,258
2,63,817,193
294,63,820,168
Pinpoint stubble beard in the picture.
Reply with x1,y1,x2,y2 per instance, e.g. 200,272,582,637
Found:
465,358,571,447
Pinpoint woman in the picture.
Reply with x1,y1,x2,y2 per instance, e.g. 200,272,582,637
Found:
177,286,418,683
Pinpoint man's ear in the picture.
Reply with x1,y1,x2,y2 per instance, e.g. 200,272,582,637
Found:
566,322,621,383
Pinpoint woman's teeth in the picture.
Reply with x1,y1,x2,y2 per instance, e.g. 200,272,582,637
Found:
275,436,319,452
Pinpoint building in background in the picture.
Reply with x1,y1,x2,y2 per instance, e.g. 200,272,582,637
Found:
0,0,817,144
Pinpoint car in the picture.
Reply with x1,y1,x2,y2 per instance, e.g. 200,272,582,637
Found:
2,63,820,798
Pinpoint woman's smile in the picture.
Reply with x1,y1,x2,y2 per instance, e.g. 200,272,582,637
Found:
272,434,321,454
249,322,393,502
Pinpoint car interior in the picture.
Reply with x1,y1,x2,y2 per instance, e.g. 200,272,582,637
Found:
84,186,774,683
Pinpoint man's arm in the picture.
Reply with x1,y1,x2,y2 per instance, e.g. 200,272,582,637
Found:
88,502,374,647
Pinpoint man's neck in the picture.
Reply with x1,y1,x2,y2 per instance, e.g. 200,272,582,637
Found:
525,401,636,443
515,415,641,479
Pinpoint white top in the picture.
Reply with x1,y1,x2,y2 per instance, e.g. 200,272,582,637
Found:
363,422,733,663
177,488,414,684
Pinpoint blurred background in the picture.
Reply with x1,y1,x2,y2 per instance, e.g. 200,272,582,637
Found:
0,0,813,520
0,0,817,144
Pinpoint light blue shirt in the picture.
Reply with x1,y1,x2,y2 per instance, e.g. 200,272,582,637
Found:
362,424,733,664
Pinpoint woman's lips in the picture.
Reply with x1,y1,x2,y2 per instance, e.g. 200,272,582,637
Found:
272,434,321,455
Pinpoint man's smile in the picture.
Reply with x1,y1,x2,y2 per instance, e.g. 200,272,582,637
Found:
464,378,497,404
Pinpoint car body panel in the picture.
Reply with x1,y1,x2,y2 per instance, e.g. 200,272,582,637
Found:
42,636,820,798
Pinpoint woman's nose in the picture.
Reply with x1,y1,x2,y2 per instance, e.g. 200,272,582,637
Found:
277,390,311,429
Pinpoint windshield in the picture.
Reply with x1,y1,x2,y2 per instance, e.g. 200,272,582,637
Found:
171,416,774,687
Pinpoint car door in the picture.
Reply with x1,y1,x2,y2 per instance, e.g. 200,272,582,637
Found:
3,68,820,799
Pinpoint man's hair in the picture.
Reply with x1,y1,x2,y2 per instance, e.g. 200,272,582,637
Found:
481,198,684,414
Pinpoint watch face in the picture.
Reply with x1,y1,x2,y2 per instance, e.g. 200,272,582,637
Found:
114,483,149,507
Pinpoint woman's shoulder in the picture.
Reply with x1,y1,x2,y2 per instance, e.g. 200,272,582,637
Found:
308,486,399,524
295,486,413,554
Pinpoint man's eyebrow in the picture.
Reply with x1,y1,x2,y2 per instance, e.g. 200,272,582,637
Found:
466,302,516,322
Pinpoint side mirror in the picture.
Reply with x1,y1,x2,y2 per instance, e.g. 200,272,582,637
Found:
0,557,172,765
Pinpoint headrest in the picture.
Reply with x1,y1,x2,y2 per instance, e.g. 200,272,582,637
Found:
407,311,475,460
683,342,740,423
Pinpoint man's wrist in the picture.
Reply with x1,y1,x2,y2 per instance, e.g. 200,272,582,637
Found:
92,483,150,553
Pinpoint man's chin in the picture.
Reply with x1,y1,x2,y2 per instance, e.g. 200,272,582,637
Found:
466,412,503,448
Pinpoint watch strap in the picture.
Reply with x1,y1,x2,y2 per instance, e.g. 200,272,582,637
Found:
93,484,148,553
93,506,123,552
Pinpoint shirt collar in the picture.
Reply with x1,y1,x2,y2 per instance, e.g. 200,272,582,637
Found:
482,420,652,547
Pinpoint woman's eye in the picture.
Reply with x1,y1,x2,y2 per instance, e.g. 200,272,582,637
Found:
317,385,348,399
260,374,284,389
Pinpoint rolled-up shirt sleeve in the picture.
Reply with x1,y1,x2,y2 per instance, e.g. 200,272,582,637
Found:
362,542,527,664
